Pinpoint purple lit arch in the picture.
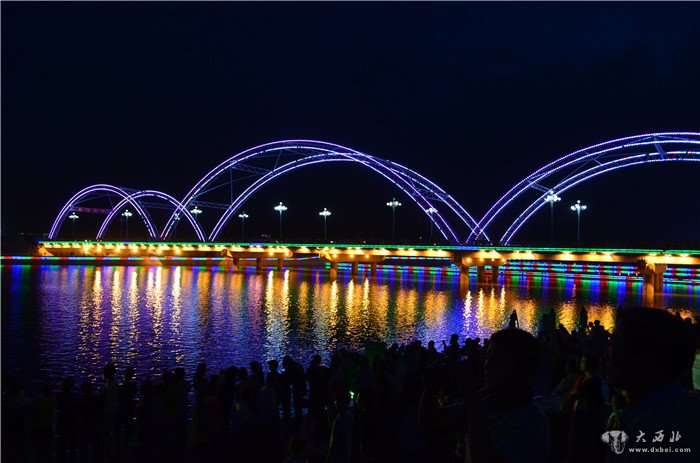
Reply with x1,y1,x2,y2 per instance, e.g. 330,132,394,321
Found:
96,190,206,241
468,133,700,244
162,140,487,243
49,184,157,240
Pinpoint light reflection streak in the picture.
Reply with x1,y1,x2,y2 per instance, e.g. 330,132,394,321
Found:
264,270,287,362
499,286,507,320
518,299,538,334
79,267,104,372
151,267,165,366
345,279,358,341
127,268,139,359
418,287,446,343
488,288,498,329
195,269,213,365
463,289,474,337
109,268,124,360
398,286,419,344
309,277,328,354
476,289,486,338
557,300,578,332
374,283,390,338
328,280,340,351
171,266,184,364
298,279,311,320
361,278,371,334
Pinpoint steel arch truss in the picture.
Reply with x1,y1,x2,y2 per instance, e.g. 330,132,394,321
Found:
96,190,206,241
162,140,487,242
49,184,158,240
468,133,700,244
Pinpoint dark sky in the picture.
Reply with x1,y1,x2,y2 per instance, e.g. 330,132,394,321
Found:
2,2,699,246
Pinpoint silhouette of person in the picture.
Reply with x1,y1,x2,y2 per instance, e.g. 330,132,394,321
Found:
326,387,354,463
136,378,165,461
2,377,32,462
192,363,208,444
283,436,306,463
567,354,605,463
115,366,137,454
577,306,588,333
31,384,57,463
56,377,79,463
607,307,700,461
509,310,519,329
442,334,462,360
420,328,549,462
282,355,306,423
100,362,119,459
77,381,102,462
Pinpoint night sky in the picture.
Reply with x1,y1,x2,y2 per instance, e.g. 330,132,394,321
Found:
3,2,699,246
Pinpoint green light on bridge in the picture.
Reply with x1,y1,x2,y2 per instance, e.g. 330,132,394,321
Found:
38,240,700,256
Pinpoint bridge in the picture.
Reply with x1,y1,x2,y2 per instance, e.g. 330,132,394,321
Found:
34,132,700,295
47,133,700,245
31,240,700,296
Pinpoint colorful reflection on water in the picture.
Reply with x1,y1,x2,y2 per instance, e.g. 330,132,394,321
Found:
2,265,698,392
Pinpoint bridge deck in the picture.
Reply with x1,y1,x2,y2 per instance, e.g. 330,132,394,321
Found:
36,240,700,266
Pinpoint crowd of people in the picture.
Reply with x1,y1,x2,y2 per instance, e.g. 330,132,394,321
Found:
3,306,699,462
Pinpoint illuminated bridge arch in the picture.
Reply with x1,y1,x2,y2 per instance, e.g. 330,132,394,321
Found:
468,133,700,245
49,184,158,240
163,140,488,243
96,190,206,241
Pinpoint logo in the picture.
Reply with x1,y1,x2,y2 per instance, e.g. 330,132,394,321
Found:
601,430,630,454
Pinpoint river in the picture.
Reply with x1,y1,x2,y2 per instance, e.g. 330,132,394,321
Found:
2,264,698,394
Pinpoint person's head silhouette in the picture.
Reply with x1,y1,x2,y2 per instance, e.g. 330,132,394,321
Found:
608,307,694,398
484,328,540,397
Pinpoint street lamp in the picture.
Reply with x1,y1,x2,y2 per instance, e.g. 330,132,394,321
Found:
543,191,561,245
274,202,287,239
189,206,203,241
172,213,181,240
121,209,133,241
425,207,438,240
570,200,587,246
319,208,331,240
190,206,203,222
386,198,402,242
238,212,249,241
68,212,79,240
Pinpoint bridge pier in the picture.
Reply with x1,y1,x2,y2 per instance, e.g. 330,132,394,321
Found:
459,266,471,285
255,258,263,271
351,262,359,278
490,265,500,284
654,264,667,293
370,262,377,277
476,266,487,284
329,261,338,280
232,257,240,270
637,260,667,295
277,258,284,271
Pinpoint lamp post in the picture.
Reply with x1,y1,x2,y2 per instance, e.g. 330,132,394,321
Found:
319,208,331,240
68,212,79,240
190,206,202,222
238,212,249,241
386,198,402,242
189,206,203,241
543,191,561,245
274,202,287,239
570,200,587,246
172,213,180,240
425,207,438,240
121,209,133,241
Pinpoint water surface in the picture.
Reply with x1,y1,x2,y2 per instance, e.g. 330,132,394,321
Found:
2,265,698,393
